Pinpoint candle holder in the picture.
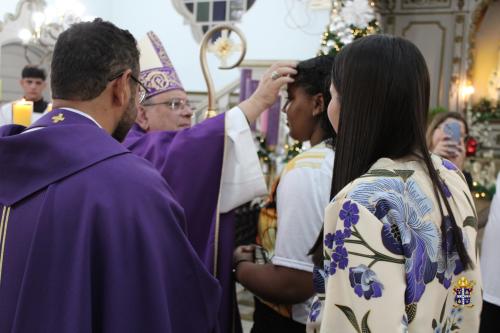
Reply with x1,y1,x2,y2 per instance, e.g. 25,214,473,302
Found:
12,100,34,127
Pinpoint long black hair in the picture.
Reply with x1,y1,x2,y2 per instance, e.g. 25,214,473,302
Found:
311,35,472,270
293,55,336,142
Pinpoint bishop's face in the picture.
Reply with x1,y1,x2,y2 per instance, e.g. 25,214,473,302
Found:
138,89,193,132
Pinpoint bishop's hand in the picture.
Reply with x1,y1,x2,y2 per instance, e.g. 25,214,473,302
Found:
239,62,297,124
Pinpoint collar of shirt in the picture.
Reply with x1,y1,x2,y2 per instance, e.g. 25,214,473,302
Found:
59,107,102,128
23,107,102,134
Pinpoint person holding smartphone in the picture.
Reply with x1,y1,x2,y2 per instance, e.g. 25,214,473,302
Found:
426,111,472,188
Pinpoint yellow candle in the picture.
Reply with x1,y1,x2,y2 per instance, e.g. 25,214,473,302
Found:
12,100,34,126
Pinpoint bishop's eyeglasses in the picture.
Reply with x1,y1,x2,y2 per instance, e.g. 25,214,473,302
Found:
141,98,193,112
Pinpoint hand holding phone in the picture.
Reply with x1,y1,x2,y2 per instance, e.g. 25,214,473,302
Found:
443,121,461,143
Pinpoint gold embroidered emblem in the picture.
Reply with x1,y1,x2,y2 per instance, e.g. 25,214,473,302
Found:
52,113,65,123
453,276,475,308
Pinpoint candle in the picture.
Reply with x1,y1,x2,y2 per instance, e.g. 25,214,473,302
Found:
12,100,34,126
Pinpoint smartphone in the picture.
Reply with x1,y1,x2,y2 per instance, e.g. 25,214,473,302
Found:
443,121,461,143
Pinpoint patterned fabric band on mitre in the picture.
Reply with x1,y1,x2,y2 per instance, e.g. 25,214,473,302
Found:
140,68,184,99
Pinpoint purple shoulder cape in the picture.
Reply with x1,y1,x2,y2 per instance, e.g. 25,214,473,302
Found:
0,109,220,333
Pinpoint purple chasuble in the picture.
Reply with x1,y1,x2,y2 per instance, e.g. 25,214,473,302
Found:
123,116,241,333
0,109,220,333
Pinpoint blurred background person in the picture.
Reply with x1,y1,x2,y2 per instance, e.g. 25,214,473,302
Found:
0,65,52,126
426,111,473,188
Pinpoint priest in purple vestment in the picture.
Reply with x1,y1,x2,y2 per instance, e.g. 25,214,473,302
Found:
123,32,297,333
0,19,220,333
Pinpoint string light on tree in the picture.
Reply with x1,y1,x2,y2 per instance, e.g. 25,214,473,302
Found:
319,0,380,56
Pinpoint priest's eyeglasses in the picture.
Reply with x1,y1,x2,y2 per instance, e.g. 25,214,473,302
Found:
142,98,193,112
108,71,149,104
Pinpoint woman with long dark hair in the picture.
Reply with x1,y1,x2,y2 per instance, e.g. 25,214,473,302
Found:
308,35,481,332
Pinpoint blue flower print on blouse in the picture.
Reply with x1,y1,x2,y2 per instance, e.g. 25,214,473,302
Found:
434,307,463,333
442,159,458,171
313,266,326,294
324,230,345,249
332,246,349,270
440,179,452,198
329,261,337,275
328,245,349,276
339,201,360,228
436,216,466,288
347,177,440,305
309,299,321,322
349,264,384,299
402,314,409,333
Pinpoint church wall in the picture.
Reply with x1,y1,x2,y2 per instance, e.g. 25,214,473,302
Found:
108,0,329,92
378,0,472,112
1,0,330,94
471,0,500,102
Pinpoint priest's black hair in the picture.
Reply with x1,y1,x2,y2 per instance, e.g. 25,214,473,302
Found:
51,18,139,101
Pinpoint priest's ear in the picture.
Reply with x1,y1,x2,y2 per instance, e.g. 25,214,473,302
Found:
136,104,150,131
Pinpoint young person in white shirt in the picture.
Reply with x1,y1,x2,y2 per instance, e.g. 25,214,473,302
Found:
233,55,335,333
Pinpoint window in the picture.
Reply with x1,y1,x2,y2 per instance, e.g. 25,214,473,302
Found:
173,0,256,40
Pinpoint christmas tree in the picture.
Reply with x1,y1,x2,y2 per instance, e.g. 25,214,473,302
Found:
319,0,380,56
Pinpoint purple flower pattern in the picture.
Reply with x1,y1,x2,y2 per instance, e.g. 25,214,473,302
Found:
339,201,360,228
312,266,326,294
316,161,474,330
436,216,465,288
332,246,349,269
309,300,321,322
442,159,458,171
440,180,452,198
349,264,384,299
347,177,440,305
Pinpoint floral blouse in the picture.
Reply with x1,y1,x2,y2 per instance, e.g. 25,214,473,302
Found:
307,155,481,333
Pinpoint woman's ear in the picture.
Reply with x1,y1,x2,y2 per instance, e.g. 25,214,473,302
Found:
312,93,325,116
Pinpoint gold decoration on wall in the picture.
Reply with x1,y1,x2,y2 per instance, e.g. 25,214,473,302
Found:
199,24,247,118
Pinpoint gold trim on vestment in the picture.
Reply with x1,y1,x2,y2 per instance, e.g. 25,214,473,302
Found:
0,206,12,286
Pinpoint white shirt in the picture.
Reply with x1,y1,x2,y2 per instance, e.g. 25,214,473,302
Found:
272,142,334,324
